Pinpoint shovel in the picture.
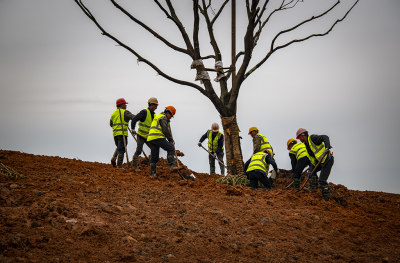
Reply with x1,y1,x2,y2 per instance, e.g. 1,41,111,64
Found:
299,150,330,191
172,143,196,180
198,144,228,170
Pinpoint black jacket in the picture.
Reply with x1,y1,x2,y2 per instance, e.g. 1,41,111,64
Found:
199,131,224,154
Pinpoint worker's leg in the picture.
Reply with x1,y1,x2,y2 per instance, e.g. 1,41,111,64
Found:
116,135,128,168
247,171,259,189
148,141,159,177
132,135,146,170
111,148,117,167
217,151,225,175
257,171,272,189
293,157,309,190
208,154,216,174
308,164,320,192
151,138,175,168
319,156,334,201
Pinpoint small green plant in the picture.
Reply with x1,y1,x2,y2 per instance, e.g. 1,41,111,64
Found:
217,174,250,186
0,163,25,179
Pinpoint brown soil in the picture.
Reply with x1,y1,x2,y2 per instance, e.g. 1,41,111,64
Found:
0,150,399,262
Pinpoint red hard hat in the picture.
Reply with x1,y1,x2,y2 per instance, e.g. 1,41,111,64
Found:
116,98,128,106
165,106,176,117
296,128,308,139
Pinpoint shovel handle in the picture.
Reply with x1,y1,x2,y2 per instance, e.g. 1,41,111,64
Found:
199,144,228,169
299,150,330,191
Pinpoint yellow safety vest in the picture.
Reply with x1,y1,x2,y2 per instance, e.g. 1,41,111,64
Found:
308,136,327,166
137,109,153,139
111,109,128,137
257,133,273,154
246,152,270,174
207,130,223,153
289,142,308,160
147,113,168,142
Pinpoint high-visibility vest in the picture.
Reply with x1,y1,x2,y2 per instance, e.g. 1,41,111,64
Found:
246,152,270,174
257,133,273,154
207,130,223,153
111,109,128,137
147,113,169,142
289,142,308,160
137,109,153,139
308,136,327,166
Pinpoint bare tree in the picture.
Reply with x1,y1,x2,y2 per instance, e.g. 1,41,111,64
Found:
75,0,358,175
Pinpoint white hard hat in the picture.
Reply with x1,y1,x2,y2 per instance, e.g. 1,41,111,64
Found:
211,122,219,132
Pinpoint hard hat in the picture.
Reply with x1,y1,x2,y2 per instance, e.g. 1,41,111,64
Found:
211,122,219,132
148,97,158,105
296,128,308,139
165,106,176,117
263,149,273,157
116,98,128,106
248,126,258,135
287,138,297,150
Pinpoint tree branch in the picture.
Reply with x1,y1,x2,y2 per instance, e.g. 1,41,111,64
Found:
211,0,230,25
109,0,189,56
193,0,201,58
74,0,205,95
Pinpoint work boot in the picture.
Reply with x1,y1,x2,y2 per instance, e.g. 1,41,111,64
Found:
293,178,301,190
220,166,225,176
150,163,157,178
132,155,140,171
167,154,177,170
111,157,116,168
321,185,331,201
116,154,124,168
308,175,318,192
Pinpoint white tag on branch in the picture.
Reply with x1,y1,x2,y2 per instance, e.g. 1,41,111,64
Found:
214,60,226,82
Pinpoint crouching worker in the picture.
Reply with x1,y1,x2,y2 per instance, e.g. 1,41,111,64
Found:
244,150,279,190
287,138,310,190
147,106,177,177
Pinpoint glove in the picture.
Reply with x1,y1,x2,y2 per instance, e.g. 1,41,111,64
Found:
197,142,202,147
170,139,175,145
213,153,217,159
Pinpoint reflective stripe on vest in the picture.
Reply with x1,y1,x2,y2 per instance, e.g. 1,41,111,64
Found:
111,109,128,137
246,152,270,174
308,136,327,165
207,130,223,153
289,142,308,160
147,113,168,142
257,133,273,153
137,109,153,139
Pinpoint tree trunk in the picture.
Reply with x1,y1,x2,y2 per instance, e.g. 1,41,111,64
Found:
221,115,244,175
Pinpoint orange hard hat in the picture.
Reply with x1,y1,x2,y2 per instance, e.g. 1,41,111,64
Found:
116,98,128,106
165,106,176,117
296,128,308,139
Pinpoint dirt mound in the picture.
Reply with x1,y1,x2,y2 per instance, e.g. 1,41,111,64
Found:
0,150,399,262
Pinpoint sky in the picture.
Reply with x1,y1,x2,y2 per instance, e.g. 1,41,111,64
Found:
0,0,399,194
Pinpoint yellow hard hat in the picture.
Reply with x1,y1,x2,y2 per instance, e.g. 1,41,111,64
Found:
287,138,297,150
263,149,273,157
248,127,258,135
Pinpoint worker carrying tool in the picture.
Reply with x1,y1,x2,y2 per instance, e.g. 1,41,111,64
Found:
197,123,225,175
287,138,310,190
147,106,177,177
248,127,274,155
296,128,334,201
110,98,135,168
244,149,279,190
130,97,158,171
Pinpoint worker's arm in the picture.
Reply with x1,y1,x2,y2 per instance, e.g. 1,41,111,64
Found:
109,119,113,128
243,158,251,172
159,118,173,142
310,134,332,149
124,110,135,123
265,154,278,172
198,132,208,143
253,136,261,154
130,109,147,130
215,134,224,154
289,153,297,172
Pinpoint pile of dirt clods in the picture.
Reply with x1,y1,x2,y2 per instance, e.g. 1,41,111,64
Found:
0,150,399,262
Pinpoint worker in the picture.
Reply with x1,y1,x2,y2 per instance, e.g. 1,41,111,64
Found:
287,138,310,190
244,149,279,190
147,106,177,177
296,128,334,201
197,123,225,175
110,98,135,168
248,127,274,155
130,97,158,171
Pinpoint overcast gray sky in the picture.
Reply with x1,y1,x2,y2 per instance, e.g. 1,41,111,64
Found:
0,0,399,193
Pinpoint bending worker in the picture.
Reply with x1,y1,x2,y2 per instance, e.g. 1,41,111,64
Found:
244,149,279,190
197,123,225,175
110,98,135,168
296,128,334,201
287,138,310,190
130,97,158,171
147,106,177,177
248,127,274,155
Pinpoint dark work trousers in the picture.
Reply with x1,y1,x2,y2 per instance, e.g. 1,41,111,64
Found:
148,138,175,163
310,155,334,187
293,156,310,180
246,170,272,189
114,135,128,154
208,151,225,174
133,135,149,157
